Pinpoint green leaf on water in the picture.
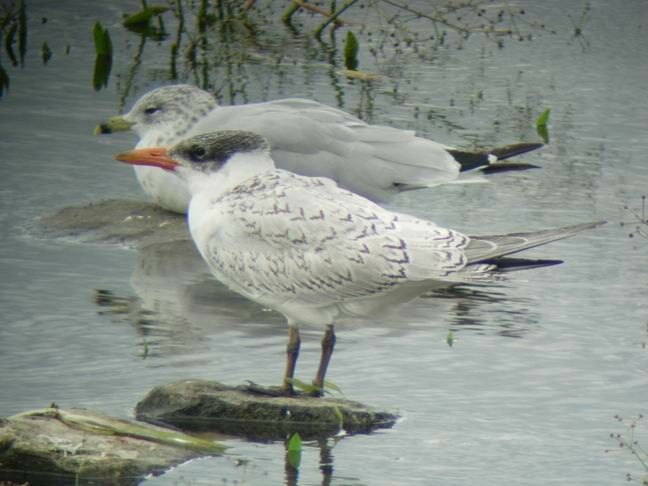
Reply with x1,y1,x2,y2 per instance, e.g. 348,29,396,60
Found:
536,108,550,144
344,30,359,70
446,330,454,347
123,6,169,27
93,22,112,57
287,432,302,469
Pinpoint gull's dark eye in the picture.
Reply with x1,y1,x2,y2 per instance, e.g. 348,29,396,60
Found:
144,107,160,115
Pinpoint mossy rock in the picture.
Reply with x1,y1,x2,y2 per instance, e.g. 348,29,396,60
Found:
136,379,399,440
0,407,224,485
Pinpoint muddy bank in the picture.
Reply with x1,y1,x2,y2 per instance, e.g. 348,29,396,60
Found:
36,199,189,248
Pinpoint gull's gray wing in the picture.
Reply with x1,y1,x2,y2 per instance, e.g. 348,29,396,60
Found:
189,99,460,201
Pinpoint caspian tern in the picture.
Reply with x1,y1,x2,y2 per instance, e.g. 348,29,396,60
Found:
114,130,600,396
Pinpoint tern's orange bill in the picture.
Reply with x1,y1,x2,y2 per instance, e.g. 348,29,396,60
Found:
113,147,178,171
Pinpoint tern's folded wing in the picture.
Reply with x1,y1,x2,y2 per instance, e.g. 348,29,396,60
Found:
194,171,470,307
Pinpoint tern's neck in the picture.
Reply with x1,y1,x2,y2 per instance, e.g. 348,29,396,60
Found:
185,150,276,199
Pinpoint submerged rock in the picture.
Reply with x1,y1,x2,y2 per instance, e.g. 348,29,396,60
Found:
0,406,224,485
136,379,399,441
35,199,188,248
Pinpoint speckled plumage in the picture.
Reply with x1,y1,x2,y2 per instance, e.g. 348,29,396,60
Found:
191,169,476,326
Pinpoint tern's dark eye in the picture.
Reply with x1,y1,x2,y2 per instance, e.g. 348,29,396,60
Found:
144,107,160,115
191,145,207,161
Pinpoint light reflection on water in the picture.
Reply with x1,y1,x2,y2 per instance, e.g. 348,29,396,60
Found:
0,0,647,485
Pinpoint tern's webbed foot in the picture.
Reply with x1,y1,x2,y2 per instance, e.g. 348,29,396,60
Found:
243,381,296,397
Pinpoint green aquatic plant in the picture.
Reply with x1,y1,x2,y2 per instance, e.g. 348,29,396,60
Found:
123,5,169,28
93,21,112,57
287,377,344,397
344,30,359,70
287,432,302,470
92,21,112,91
536,108,550,144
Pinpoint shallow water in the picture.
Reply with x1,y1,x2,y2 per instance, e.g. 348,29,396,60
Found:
1,0,647,484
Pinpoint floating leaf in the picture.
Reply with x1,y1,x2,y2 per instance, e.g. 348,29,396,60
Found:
41,42,52,64
446,330,454,347
287,433,302,470
536,108,550,144
122,6,169,27
344,30,359,70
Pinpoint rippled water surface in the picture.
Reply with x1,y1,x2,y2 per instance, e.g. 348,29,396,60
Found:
1,1,647,484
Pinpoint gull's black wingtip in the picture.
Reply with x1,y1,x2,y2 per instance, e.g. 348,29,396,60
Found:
450,142,544,172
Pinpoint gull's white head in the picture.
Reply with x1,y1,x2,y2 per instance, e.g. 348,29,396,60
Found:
114,130,274,194
99,85,218,144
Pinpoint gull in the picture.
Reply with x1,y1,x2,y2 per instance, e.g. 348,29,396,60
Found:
99,84,543,214
114,130,602,396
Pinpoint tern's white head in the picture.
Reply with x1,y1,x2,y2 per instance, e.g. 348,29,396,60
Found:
97,85,217,144
114,130,275,196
